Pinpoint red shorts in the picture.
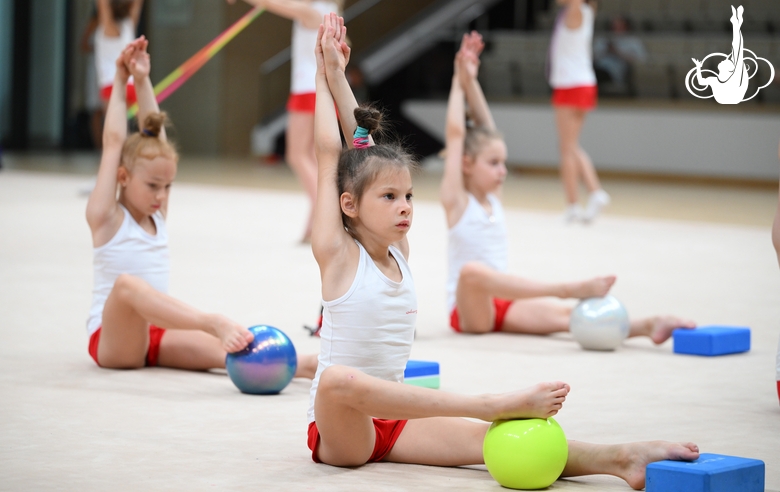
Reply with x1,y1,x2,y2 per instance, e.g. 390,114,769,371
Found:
100,83,137,105
88,325,166,367
287,92,316,113
450,298,513,333
551,85,597,111
307,418,408,463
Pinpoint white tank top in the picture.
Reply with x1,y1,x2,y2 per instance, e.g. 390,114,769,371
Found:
548,3,597,89
446,194,508,312
94,18,135,88
290,1,338,95
308,241,417,423
87,205,170,335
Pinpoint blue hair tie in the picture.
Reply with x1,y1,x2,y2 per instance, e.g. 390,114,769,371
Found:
353,126,370,148
142,129,154,137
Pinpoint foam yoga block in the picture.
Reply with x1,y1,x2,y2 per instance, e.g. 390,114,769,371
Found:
646,453,765,492
673,326,750,356
403,360,440,389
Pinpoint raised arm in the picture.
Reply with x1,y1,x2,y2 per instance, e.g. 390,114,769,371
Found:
321,14,363,148
125,36,166,142
86,45,133,241
232,0,325,29
440,48,469,228
563,0,585,30
311,23,353,267
458,31,495,131
96,0,120,36
129,0,144,27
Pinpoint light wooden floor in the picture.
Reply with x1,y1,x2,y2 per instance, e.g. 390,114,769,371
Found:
3,151,777,227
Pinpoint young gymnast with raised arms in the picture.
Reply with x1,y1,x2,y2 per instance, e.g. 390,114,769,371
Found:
230,0,342,242
85,37,316,377
307,14,698,488
443,31,696,342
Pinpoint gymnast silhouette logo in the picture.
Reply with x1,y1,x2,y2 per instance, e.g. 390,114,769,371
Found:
685,5,774,104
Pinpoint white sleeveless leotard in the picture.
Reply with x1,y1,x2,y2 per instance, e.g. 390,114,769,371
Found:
446,194,508,313
94,18,135,89
87,205,169,335
548,3,597,89
290,1,339,95
308,241,417,423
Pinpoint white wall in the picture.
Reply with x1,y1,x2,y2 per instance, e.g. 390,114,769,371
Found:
403,101,780,181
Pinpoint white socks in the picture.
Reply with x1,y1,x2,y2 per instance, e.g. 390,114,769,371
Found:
565,189,610,223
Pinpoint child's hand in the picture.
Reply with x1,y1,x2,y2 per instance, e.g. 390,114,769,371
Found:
322,13,350,73
124,36,151,81
115,46,133,82
315,23,326,77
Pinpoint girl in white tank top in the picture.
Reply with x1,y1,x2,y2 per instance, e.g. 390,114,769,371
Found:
441,32,695,341
84,35,319,376
95,0,143,104
233,0,341,243
548,0,611,222
310,17,699,477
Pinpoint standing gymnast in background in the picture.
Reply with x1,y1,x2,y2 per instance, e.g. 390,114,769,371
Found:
549,0,609,223
95,0,144,108
442,31,695,341
85,37,317,377
306,15,699,488
231,0,342,243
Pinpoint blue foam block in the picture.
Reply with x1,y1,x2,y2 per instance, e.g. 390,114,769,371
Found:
646,453,765,492
673,326,750,356
404,360,439,378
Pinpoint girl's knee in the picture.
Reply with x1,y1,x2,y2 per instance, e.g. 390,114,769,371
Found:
113,274,143,298
318,365,359,399
459,262,491,288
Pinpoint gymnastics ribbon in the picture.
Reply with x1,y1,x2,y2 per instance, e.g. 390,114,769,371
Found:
127,7,264,118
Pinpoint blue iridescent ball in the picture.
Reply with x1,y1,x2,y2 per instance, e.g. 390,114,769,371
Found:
225,325,297,395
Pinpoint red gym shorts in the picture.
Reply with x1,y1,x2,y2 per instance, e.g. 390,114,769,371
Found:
449,298,513,333
307,418,408,463
88,325,166,367
287,92,316,113
100,83,137,105
551,85,597,111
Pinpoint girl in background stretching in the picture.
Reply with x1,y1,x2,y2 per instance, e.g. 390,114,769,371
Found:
442,31,696,341
85,37,317,378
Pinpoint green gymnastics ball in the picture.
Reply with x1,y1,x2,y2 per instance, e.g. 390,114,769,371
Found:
483,417,568,489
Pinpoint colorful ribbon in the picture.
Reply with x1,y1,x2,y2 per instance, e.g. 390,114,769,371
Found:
127,7,264,118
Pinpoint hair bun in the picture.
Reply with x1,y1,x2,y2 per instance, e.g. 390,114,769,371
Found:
142,112,167,138
353,105,382,134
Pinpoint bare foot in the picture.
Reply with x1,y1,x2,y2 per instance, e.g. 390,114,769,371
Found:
649,316,696,344
565,275,616,299
486,381,571,421
210,315,254,353
614,441,700,490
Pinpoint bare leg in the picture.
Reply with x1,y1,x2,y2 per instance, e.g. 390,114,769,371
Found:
386,417,489,466
455,262,615,333
295,352,318,379
562,440,700,490
98,274,253,369
628,316,696,344
285,111,318,243
575,144,601,193
555,106,585,205
501,298,573,335
314,365,569,466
